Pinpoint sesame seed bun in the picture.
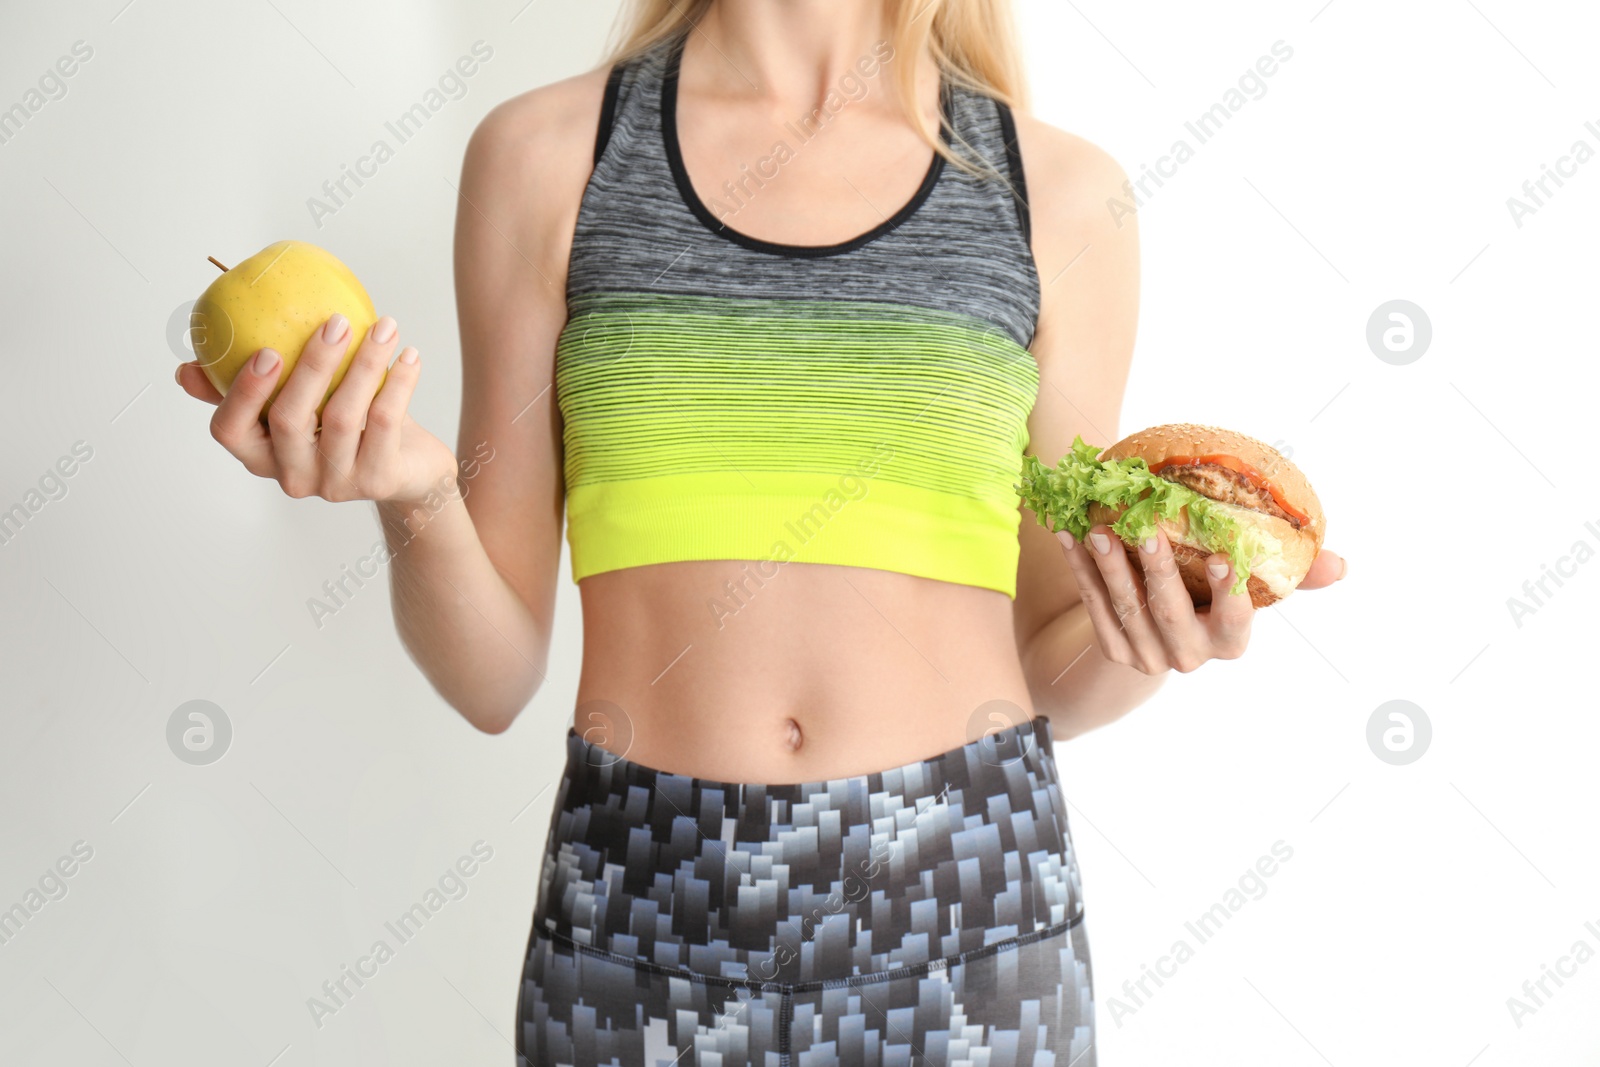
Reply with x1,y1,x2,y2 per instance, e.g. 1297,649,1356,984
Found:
1086,424,1326,608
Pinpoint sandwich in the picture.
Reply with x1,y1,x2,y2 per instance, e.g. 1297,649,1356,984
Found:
1016,424,1326,608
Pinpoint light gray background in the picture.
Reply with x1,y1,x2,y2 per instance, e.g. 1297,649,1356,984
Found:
2,1,1596,1064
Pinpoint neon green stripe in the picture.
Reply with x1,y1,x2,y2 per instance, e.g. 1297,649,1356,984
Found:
556,291,1039,596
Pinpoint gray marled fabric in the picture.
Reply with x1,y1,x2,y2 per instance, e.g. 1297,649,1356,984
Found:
566,30,1043,351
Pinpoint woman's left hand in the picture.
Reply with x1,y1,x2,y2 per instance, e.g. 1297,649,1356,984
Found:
1057,524,1347,675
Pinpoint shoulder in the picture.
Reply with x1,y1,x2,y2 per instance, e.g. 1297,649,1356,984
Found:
465,64,614,191
1003,111,1138,371
1007,109,1130,239
1005,110,1138,333
471,63,615,160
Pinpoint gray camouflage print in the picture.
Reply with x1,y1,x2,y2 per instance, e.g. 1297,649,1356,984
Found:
514,716,1095,1067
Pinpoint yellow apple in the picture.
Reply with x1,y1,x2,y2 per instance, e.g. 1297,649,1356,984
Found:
191,240,380,414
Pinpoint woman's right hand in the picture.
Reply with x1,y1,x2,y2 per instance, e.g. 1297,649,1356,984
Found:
175,313,459,506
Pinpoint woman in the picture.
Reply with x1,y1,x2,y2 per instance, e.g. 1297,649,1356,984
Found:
178,1,1344,1063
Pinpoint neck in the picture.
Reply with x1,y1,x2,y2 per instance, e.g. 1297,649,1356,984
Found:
692,0,932,117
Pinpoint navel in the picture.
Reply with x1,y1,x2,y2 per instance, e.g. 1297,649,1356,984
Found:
783,717,804,752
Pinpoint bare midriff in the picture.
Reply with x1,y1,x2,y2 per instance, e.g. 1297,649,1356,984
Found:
571,559,1035,784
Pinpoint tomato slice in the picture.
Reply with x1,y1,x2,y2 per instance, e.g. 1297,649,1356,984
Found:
1146,453,1312,528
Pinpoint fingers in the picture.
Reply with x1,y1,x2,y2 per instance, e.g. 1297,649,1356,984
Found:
1056,529,1135,666
1134,528,1208,672
267,314,352,483
1202,554,1254,659
354,346,422,498
1083,525,1170,673
187,314,433,508
208,348,282,477
320,315,399,477
175,362,224,405
274,313,353,417
1297,548,1347,590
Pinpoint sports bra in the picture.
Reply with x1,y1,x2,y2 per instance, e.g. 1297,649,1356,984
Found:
556,30,1042,597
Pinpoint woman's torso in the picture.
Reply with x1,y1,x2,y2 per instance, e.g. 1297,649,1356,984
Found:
555,32,1044,782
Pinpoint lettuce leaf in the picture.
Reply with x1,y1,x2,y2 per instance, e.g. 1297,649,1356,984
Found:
1015,437,1265,596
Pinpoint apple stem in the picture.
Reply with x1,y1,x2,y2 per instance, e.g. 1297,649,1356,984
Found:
207,256,229,273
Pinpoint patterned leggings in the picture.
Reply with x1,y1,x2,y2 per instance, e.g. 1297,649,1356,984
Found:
514,716,1095,1067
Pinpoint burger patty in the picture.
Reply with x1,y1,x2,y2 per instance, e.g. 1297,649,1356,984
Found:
1157,462,1300,527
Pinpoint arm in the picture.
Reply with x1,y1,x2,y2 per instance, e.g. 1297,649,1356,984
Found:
1008,118,1348,743
1007,118,1162,741
178,70,608,735
380,71,609,732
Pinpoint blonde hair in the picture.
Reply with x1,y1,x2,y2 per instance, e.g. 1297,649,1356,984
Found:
598,0,1029,183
